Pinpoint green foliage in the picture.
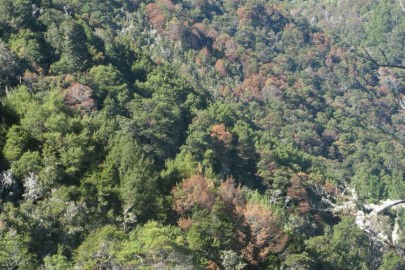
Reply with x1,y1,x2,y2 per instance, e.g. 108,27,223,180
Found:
0,230,38,270
0,0,404,268
0,40,19,92
48,20,90,74
118,221,194,269
306,218,368,269
44,252,73,270
283,253,314,269
186,201,236,256
74,225,126,269
220,250,246,270
3,125,31,162
10,150,42,178
378,251,405,270
105,134,160,224
89,64,129,106
9,29,46,66
0,0,33,37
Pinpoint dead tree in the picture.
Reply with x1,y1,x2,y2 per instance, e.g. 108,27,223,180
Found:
400,0,405,12
360,48,405,70
358,48,405,111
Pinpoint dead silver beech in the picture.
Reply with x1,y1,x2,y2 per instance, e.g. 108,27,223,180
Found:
64,82,96,114
22,172,44,202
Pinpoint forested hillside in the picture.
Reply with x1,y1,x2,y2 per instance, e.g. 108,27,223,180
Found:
0,0,404,269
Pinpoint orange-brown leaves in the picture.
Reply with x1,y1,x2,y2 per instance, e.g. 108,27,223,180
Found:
145,0,176,32
242,202,288,265
218,178,246,215
172,175,215,216
287,173,310,215
178,217,193,231
311,32,330,52
166,20,186,41
210,124,233,165
172,176,288,265
323,182,340,197
210,124,232,143
206,260,221,270
64,82,95,114
21,70,39,85
145,3,165,31
236,73,265,101
214,59,227,76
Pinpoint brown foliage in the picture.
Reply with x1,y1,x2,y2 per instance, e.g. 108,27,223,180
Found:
219,85,233,98
64,82,95,114
224,39,238,61
214,59,227,76
236,6,249,22
145,3,165,31
145,0,175,32
178,217,193,231
210,124,233,166
207,28,219,40
218,177,246,215
172,175,288,265
218,180,288,265
322,129,339,142
311,32,330,52
236,2,268,25
206,260,221,270
21,70,39,86
213,33,231,53
166,20,186,41
241,202,288,265
323,182,341,197
192,23,209,38
237,73,265,101
158,0,176,10
210,124,232,142
172,175,215,216
195,47,210,66
287,173,310,215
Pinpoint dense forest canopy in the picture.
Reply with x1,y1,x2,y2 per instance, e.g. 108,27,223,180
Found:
0,0,404,269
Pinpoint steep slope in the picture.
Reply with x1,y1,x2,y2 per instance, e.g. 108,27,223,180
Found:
0,0,404,269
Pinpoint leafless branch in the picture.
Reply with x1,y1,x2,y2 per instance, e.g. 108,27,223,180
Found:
400,0,405,12
358,48,405,70
371,200,405,214
379,48,390,66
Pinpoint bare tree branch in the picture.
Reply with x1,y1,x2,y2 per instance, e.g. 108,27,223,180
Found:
370,200,405,214
358,48,405,70
400,0,405,12
379,48,390,66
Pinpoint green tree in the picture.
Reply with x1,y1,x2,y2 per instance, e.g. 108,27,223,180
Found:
105,134,160,227
44,252,73,270
118,221,194,269
378,251,405,270
186,201,236,261
3,125,31,162
74,225,126,270
0,0,33,36
306,217,368,270
0,40,19,93
0,230,38,270
47,19,90,74
9,29,46,66
128,95,183,164
89,64,129,109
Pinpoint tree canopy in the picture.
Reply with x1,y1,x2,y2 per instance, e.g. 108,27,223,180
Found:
0,0,404,268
